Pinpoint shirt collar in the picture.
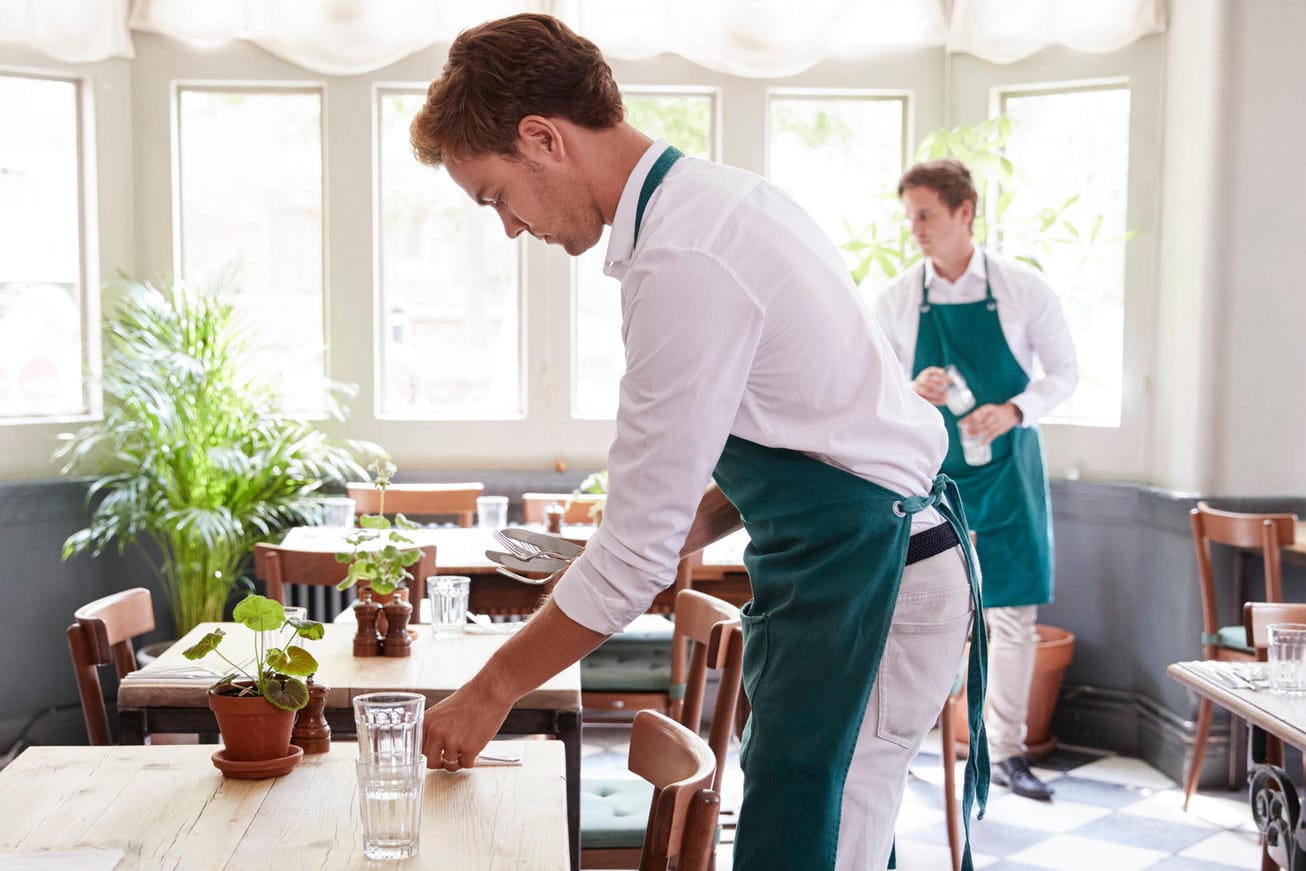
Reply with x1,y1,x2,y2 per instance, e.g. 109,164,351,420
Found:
923,245,985,290
604,138,673,273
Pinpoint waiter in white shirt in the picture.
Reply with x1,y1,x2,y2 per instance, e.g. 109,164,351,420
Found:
408,16,989,870
875,158,1078,801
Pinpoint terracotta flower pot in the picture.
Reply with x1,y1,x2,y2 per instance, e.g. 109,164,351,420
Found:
208,682,297,762
951,624,1076,761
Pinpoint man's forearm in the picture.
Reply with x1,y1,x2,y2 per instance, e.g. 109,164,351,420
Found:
681,482,742,556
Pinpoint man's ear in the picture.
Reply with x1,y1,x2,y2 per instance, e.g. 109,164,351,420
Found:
517,116,566,164
957,199,975,228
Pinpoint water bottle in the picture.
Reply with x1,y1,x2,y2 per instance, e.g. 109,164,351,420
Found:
944,365,976,416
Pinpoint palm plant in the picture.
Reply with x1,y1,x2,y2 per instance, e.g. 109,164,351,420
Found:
56,277,373,635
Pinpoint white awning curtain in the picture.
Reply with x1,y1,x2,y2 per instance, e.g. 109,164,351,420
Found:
0,0,1165,76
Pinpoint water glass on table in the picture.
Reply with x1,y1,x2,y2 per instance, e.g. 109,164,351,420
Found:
428,576,471,636
1268,623,1306,695
321,496,356,528
477,495,508,529
353,692,427,860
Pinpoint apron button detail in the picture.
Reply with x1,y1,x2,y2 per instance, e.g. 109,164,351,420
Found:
891,501,907,517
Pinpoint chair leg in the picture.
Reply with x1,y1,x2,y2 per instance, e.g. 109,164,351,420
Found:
940,697,961,871
1183,696,1214,812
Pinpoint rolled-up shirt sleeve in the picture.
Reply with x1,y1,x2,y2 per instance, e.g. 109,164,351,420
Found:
551,248,764,635
1009,274,1079,425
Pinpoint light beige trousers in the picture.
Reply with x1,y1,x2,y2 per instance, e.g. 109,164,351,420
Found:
984,604,1039,763
834,545,973,871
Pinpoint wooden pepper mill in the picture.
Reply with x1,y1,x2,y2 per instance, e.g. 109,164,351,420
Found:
352,590,383,657
381,594,413,657
291,677,331,754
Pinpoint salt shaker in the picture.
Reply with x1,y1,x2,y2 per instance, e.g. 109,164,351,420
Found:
944,365,976,416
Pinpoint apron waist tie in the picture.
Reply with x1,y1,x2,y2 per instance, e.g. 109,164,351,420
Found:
900,474,990,871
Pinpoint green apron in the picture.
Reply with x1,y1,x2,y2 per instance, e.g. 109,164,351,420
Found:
713,438,988,871
631,150,988,869
912,252,1054,608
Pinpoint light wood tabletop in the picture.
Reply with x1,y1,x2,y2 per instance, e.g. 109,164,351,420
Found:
0,742,568,870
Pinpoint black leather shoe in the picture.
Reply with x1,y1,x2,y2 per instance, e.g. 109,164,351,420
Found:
992,755,1054,800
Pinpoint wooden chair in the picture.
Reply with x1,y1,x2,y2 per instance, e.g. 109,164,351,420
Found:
346,482,484,527
522,492,604,525
254,542,435,623
626,709,721,871
1183,502,1298,810
582,588,742,869
67,588,155,745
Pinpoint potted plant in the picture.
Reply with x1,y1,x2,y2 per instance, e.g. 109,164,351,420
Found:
337,459,424,656
56,277,372,639
182,593,324,773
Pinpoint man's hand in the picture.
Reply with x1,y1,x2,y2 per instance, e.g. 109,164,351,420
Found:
913,366,950,406
960,402,1022,445
422,677,513,771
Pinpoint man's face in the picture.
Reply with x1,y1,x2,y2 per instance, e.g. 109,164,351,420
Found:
446,151,603,257
901,185,973,261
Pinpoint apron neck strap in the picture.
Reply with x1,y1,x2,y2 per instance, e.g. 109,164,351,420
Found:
919,246,995,311
633,146,684,247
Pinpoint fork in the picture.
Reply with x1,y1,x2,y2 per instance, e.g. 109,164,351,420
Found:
493,529,545,560
495,565,567,586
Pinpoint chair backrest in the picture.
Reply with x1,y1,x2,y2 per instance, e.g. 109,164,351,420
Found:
1243,601,1306,657
672,588,743,795
254,542,435,623
1191,501,1297,651
522,492,604,525
629,710,720,871
346,482,484,527
67,587,155,745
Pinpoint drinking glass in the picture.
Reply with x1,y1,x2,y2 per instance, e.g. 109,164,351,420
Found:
356,758,425,860
1268,623,1306,696
961,431,991,466
353,692,426,767
477,495,508,529
428,576,471,636
322,496,356,528
943,365,976,416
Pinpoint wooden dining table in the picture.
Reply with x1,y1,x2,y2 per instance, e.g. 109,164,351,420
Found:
0,741,568,870
1168,659,1306,870
117,622,582,871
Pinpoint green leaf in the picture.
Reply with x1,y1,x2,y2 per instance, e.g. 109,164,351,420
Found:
232,594,284,631
263,675,310,711
359,514,389,530
289,618,325,640
267,645,319,676
182,628,226,660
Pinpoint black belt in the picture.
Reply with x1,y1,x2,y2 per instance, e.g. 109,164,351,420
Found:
905,521,961,566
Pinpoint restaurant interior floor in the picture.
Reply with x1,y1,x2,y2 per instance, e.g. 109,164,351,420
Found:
581,723,1266,870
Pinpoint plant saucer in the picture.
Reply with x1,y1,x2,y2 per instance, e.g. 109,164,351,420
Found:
212,744,304,779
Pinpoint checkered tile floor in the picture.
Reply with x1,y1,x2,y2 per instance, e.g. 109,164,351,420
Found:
581,723,1265,869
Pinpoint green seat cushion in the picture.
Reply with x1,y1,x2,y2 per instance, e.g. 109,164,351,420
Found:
580,644,673,692
580,777,653,849
604,614,676,647
1205,624,1254,654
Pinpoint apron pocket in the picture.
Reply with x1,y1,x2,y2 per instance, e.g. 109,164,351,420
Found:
739,602,769,703
876,595,972,750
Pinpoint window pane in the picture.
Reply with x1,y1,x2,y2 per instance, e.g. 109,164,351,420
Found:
572,91,714,418
768,96,906,278
0,75,87,419
377,91,521,419
177,89,324,413
999,88,1131,427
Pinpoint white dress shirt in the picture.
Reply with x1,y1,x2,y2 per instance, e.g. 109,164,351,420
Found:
551,141,948,635
871,249,1078,425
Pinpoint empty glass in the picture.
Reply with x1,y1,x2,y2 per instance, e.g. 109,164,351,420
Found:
353,692,426,767
322,496,356,528
961,430,991,466
943,365,976,416
1268,624,1306,696
477,495,508,529
356,758,425,860
429,576,471,636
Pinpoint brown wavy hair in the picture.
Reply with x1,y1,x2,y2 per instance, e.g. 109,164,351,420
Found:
410,14,624,167
898,159,978,223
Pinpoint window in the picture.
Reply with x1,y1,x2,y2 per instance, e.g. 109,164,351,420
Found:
175,87,325,414
571,88,716,418
0,73,89,420
997,85,1131,427
376,89,522,419
767,92,909,280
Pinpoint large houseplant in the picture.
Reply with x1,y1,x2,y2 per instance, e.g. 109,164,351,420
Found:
56,277,371,636
183,593,324,764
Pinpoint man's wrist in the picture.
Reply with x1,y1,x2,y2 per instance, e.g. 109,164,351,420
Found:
1008,402,1024,423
